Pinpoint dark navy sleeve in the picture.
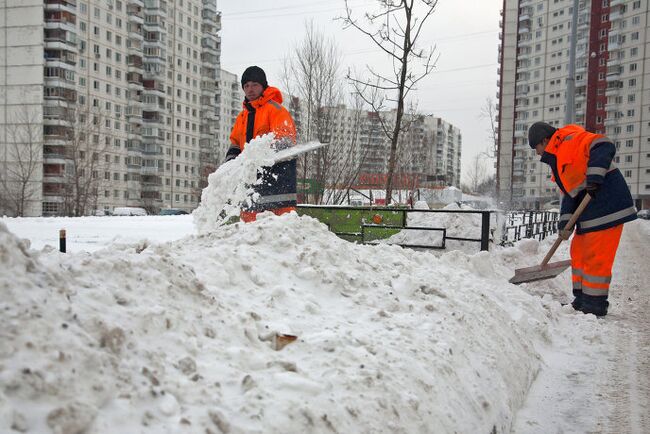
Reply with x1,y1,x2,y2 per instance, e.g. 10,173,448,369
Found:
587,138,615,186
559,194,577,231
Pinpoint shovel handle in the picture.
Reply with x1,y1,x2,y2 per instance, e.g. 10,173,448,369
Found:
540,194,591,267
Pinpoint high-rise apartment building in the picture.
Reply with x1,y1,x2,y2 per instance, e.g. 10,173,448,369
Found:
496,0,650,209
214,68,241,165
0,0,221,216
301,103,462,190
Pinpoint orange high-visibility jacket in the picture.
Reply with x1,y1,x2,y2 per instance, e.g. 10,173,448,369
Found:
229,86,296,149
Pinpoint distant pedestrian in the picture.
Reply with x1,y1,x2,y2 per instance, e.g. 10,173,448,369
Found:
225,66,297,222
528,122,637,316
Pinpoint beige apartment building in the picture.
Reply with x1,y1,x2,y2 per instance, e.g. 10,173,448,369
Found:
215,67,241,165
306,103,462,190
497,0,650,209
0,0,222,216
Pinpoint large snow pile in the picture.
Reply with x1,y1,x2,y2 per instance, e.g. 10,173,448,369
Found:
1,212,570,433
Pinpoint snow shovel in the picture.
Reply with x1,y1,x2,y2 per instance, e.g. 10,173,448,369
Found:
509,194,592,284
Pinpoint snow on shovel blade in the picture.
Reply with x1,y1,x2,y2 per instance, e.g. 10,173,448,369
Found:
509,259,572,285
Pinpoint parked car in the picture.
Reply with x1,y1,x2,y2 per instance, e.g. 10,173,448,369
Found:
159,208,189,216
637,209,650,220
542,199,560,210
113,207,148,216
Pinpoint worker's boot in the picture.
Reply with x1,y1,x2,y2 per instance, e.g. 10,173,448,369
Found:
580,294,609,317
571,289,583,311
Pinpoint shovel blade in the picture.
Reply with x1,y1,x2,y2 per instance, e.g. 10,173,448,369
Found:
509,259,572,285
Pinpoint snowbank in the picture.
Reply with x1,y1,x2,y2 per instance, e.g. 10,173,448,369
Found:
0,212,564,433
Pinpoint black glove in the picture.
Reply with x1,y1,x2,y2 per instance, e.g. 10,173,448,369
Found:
225,146,241,162
586,183,600,198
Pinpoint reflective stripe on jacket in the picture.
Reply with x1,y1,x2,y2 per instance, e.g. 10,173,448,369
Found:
541,125,637,234
229,86,297,211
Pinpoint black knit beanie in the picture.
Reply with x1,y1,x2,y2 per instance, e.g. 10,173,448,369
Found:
241,66,268,89
528,122,557,149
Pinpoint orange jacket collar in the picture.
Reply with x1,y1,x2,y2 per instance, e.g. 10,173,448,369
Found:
243,86,284,110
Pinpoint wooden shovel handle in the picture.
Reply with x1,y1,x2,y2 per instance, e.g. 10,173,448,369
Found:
540,194,592,267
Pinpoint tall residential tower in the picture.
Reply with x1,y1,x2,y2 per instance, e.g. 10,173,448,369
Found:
497,0,650,210
0,0,222,216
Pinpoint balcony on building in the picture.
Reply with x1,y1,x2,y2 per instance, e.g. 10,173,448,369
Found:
606,65,622,81
144,0,167,16
141,144,163,156
141,163,162,175
126,106,143,124
43,147,69,165
128,9,144,26
42,182,66,200
126,139,143,153
143,47,165,64
44,66,76,91
142,79,165,96
44,0,77,13
609,9,623,22
605,80,623,96
44,48,77,67
127,71,144,87
202,0,217,14
127,54,143,71
141,174,162,190
44,9,76,26
142,111,164,128
128,23,144,41
143,15,165,31
142,95,165,112
44,27,78,49
43,124,73,143
44,85,77,104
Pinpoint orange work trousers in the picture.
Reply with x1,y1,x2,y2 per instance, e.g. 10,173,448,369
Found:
240,206,296,223
570,224,623,298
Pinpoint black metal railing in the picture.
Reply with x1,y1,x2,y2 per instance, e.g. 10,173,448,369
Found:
500,210,559,245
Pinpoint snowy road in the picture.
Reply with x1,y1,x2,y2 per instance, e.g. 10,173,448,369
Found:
512,220,650,433
602,221,650,434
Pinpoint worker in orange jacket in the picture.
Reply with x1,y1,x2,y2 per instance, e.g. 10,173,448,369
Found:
528,122,637,316
225,66,297,222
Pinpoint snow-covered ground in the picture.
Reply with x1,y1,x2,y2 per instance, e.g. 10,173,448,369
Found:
1,138,648,433
2,212,648,433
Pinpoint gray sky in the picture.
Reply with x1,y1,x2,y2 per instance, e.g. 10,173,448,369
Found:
217,0,502,184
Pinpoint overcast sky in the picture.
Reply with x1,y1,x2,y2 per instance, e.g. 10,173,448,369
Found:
217,0,502,184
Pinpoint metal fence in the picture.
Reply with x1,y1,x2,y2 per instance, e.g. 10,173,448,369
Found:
500,210,559,245
297,205,493,252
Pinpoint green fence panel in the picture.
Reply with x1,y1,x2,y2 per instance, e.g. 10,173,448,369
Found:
296,206,408,242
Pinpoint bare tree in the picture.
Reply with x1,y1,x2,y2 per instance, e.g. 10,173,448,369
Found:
282,20,346,204
340,0,438,205
321,94,379,205
480,97,499,159
466,153,488,194
58,106,111,216
0,107,43,216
